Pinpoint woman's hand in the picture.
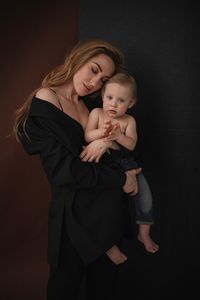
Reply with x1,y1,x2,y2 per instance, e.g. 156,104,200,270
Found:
123,168,142,195
80,139,110,163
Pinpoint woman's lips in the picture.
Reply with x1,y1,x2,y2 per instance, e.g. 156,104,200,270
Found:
83,83,92,92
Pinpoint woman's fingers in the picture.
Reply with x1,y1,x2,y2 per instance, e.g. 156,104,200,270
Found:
80,139,108,162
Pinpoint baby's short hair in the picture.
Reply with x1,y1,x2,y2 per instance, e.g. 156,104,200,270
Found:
102,72,137,103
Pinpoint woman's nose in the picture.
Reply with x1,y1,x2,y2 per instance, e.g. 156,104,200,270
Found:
89,77,102,88
88,79,94,87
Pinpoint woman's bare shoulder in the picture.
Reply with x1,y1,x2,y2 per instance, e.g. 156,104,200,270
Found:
35,88,60,108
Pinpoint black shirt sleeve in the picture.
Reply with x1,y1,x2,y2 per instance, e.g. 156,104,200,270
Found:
20,117,126,189
39,136,126,189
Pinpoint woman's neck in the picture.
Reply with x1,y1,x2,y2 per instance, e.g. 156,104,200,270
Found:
54,82,79,104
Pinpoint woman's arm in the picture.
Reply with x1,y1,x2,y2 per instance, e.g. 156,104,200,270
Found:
21,116,127,190
80,138,114,162
40,136,141,194
39,137,126,189
79,137,141,194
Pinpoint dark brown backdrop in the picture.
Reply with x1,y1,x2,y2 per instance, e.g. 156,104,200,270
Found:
0,2,79,299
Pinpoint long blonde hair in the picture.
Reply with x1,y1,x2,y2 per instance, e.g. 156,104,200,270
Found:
13,39,124,142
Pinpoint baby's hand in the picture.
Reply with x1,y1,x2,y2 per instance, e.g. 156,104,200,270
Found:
105,123,122,141
102,119,113,137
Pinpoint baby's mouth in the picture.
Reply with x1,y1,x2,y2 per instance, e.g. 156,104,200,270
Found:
108,109,116,114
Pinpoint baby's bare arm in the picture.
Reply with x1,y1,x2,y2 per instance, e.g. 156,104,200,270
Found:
84,108,104,143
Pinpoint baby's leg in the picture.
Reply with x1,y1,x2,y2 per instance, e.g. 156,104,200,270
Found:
134,173,159,253
106,245,127,264
138,224,159,253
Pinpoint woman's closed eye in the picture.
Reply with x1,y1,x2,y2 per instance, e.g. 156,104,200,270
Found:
91,67,98,74
101,77,109,84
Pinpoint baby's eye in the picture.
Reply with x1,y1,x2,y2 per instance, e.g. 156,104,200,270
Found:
119,98,125,103
107,95,112,100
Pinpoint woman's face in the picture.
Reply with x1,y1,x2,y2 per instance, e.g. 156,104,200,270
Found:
73,54,115,96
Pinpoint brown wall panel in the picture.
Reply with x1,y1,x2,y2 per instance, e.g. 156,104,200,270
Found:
0,2,80,299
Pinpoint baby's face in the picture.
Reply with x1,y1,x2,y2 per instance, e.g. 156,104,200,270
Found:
102,82,134,118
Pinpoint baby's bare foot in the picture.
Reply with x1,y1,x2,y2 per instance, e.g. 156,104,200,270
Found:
106,245,127,264
138,233,159,253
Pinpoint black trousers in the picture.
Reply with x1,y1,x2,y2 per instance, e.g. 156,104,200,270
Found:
46,234,118,300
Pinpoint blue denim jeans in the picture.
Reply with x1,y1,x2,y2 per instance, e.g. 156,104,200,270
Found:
120,158,154,224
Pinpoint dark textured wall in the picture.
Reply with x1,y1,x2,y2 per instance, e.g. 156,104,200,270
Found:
0,2,79,299
79,0,200,298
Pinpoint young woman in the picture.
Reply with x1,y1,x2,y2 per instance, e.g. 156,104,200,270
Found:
13,39,141,300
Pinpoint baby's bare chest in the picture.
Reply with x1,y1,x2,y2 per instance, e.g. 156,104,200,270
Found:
98,114,128,133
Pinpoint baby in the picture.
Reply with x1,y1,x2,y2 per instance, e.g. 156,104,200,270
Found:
85,72,159,263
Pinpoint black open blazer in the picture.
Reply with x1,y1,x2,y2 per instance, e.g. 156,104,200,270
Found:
20,97,132,266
